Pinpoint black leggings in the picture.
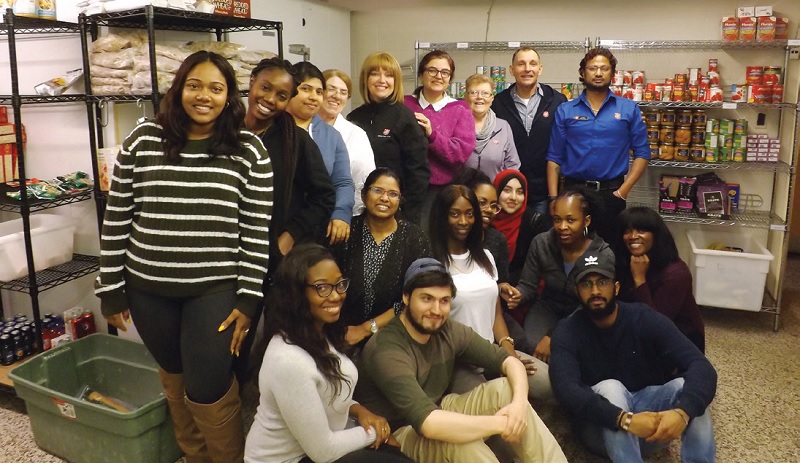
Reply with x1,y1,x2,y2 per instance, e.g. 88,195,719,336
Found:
127,286,236,404
299,445,412,463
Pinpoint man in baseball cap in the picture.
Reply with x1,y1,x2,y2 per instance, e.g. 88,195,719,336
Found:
355,258,566,462
550,252,717,461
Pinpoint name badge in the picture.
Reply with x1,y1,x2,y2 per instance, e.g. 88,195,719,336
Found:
574,116,589,121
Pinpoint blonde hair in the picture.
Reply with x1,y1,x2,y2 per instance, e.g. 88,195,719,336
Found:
323,69,352,99
465,73,494,91
359,52,404,104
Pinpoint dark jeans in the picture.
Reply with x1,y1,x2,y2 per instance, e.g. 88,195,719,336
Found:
298,445,412,463
589,189,626,248
127,286,236,404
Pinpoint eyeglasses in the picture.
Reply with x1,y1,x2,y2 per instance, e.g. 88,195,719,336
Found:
424,67,452,79
478,199,501,213
578,278,613,290
368,186,401,200
585,66,612,73
307,278,351,298
326,87,349,98
468,90,493,98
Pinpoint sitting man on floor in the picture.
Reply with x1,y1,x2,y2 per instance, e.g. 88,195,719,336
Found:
355,258,566,463
550,252,717,462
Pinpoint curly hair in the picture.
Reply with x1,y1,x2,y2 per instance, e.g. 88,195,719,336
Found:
156,51,247,163
264,243,351,400
579,47,618,84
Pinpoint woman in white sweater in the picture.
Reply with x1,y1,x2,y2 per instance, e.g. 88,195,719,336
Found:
245,244,410,463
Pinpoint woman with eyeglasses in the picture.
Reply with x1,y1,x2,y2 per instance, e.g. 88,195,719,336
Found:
427,185,551,402
348,52,429,224
319,69,376,216
286,61,355,246
502,189,613,365
463,73,521,180
245,244,411,463
405,50,475,229
332,168,430,350
616,207,705,352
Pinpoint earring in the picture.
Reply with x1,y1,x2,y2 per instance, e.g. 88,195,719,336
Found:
584,226,588,237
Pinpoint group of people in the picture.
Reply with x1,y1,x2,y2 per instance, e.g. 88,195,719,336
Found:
94,44,717,463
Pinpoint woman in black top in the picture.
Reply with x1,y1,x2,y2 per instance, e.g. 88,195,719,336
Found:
348,52,429,224
332,168,430,350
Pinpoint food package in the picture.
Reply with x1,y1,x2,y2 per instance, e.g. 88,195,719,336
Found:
90,48,140,70
34,68,84,96
130,71,175,94
155,44,191,62
0,123,26,145
97,146,121,192
132,54,183,73
236,49,277,65
184,40,244,58
757,16,777,41
721,17,739,41
0,143,19,184
91,33,132,53
676,177,696,213
90,66,134,80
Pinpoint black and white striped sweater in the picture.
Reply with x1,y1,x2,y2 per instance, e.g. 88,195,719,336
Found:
95,121,273,318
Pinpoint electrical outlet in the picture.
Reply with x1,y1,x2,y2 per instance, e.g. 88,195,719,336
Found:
790,48,800,60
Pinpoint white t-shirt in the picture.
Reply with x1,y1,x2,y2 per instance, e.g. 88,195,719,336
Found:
448,249,499,343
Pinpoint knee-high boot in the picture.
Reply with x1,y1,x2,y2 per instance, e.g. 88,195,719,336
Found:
185,377,245,463
157,369,211,463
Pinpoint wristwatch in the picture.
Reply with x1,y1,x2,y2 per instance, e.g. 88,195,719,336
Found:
369,319,378,334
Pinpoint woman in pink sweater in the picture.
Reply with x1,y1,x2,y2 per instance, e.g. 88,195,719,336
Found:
405,50,475,227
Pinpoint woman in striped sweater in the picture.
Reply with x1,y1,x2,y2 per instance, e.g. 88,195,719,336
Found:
95,51,272,463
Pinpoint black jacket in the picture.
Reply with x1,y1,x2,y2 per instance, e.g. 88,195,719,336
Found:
260,121,335,273
492,84,567,200
348,101,430,224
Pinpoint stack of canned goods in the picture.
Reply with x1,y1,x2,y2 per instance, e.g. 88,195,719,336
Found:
643,108,708,162
704,117,748,162
1,314,41,366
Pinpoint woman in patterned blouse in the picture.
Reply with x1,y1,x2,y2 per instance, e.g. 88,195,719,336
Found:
332,167,431,350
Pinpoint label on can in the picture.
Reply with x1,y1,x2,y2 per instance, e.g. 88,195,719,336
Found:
37,0,56,19
771,84,784,104
745,66,764,85
13,0,37,17
612,71,624,86
631,71,645,85
748,84,772,103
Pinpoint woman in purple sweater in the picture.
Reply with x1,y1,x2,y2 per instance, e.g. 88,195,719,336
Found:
616,207,706,352
404,50,475,227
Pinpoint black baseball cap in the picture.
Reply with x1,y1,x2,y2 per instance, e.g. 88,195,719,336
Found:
572,253,616,284
404,258,448,286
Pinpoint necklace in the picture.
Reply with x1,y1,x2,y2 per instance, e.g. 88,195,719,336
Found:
449,252,474,274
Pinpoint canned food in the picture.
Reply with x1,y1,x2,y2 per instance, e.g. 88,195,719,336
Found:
693,109,707,126
733,147,746,162
704,131,719,148
10,329,24,361
612,70,624,86
675,143,690,161
660,125,676,143
708,58,719,73
746,66,764,85
631,71,645,85
476,66,490,75
659,142,675,161
719,119,735,134
734,119,748,134
12,0,37,18
690,145,706,162
677,110,693,125
731,84,747,102
691,128,706,145
705,146,720,163
646,126,661,142
632,85,643,101
621,86,634,99
644,109,662,125
623,70,633,86
0,334,14,366
672,85,685,102
688,85,699,102
707,71,720,86
687,68,701,86
748,84,772,104
763,66,781,86
771,84,784,104
675,125,692,144
660,85,672,102
720,147,732,162
705,119,720,133
661,110,676,124
649,143,660,160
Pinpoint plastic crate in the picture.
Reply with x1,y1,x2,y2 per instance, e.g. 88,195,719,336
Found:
686,229,774,312
9,334,181,463
0,214,76,281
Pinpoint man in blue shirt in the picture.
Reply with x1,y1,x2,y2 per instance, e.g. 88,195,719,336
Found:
549,252,716,462
546,47,649,243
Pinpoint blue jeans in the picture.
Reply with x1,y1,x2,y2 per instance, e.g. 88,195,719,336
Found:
576,378,715,463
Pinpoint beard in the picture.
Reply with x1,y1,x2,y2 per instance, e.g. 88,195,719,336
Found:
405,306,444,335
584,293,617,320
582,78,610,93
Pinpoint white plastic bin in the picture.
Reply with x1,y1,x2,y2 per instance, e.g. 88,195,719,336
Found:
0,214,76,281
686,229,774,312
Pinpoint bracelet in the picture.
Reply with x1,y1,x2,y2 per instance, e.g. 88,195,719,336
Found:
673,408,689,426
498,336,515,347
621,411,634,432
616,411,625,429
615,190,627,201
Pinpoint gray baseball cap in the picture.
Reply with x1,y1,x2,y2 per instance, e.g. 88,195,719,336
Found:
404,257,448,286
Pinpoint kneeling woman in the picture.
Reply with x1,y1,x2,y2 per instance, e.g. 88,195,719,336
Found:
245,244,411,463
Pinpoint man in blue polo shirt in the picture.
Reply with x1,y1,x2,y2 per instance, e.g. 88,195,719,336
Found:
546,47,649,244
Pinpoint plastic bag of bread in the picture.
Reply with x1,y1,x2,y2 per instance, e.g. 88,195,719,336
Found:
236,50,278,65
132,54,183,74
90,66,133,80
91,33,131,53
118,30,149,48
155,44,191,62
91,76,129,87
92,85,131,96
90,48,140,70
184,40,244,58
130,71,175,95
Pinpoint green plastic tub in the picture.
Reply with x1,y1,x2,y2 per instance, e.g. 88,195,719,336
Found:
9,333,181,463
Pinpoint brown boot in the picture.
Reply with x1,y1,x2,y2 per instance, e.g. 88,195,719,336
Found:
185,377,245,463
158,369,212,463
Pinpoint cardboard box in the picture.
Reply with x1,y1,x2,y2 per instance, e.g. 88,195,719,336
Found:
775,17,789,39
213,0,232,15
737,7,755,17
739,16,757,41
721,17,739,41
232,0,250,18
757,16,777,41
0,123,26,145
755,5,773,16
0,143,18,183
